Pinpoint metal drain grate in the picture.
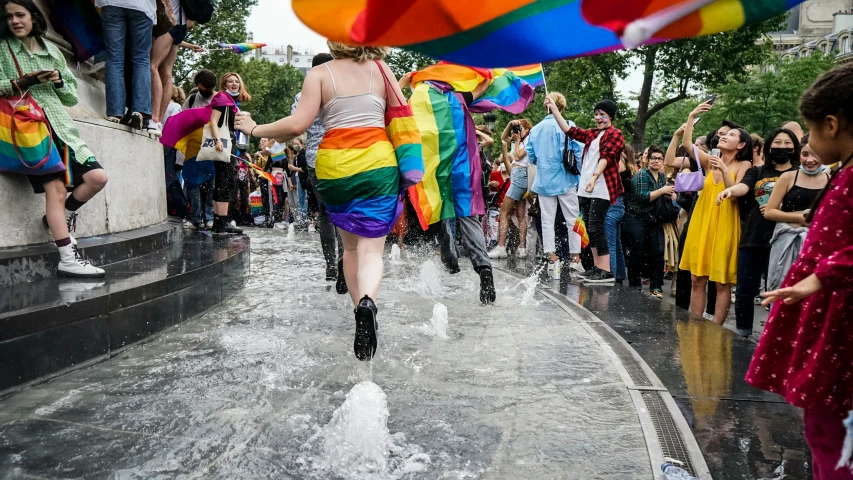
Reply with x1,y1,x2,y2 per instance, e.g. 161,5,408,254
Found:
589,324,652,387
642,391,697,477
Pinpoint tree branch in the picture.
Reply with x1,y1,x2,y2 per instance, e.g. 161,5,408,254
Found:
645,93,689,120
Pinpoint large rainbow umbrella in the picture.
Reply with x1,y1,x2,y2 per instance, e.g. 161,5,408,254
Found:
292,0,804,67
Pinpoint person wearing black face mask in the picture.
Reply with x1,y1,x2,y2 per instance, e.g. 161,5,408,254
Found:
183,69,217,110
716,128,800,337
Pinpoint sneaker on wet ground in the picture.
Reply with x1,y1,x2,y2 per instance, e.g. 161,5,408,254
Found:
129,112,144,130
57,244,105,278
578,266,599,278
478,267,496,305
325,265,337,281
487,245,507,259
568,262,585,275
650,289,663,299
515,248,527,259
582,270,615,284
182,220,198,230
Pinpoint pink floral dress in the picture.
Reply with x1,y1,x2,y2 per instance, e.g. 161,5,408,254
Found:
746,166,853,416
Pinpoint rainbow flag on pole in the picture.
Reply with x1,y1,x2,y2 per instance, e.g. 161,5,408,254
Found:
293,0,806,67
218,42,266,54
494,64,545,88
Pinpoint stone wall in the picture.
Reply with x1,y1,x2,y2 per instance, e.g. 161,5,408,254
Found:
0,2,166,248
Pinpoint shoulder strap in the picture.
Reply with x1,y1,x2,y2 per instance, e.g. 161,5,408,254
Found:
188,92,197,108
5,40,23,77
374,60,405,108
692,145,704,174
322,64,337,94
793,168,800,184
367,61,374,94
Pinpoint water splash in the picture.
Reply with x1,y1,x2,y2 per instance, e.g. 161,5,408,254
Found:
287,223,296,241
389,244,402,264
320,381,391,474
520,274,539,306
420,303,449,339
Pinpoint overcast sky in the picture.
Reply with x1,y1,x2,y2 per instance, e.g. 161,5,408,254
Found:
247,0,644,100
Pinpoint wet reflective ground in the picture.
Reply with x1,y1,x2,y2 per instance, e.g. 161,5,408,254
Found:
0,230,651,479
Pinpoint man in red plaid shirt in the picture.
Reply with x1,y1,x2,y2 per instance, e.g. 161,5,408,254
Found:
544,98,626,284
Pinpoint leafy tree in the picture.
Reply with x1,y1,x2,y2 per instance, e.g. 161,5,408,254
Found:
385,49,434,79
173,0,258,89
237,59,306,127
629,14,788,151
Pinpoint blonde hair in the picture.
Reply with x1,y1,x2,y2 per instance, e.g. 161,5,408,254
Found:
219,72,251,102
171,85,186,105
327,41,389,63
547,92,567,112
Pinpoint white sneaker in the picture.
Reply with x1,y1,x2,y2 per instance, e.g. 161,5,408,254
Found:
488,245,508,259
308,223,316,233
205,220,214,229
57,245,105,278
182,219,197,230
516,248,527,259
569,262,585,275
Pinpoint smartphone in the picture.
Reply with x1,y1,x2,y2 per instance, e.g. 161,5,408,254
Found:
705,94,718,105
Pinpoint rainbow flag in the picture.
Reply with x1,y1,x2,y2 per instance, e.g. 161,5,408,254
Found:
218,42,266,54
494,64,545,88
573,216,590,250
406,68,533,229
160,92,236,189
238,157,278,185
411,62,493,93
292,0,806,67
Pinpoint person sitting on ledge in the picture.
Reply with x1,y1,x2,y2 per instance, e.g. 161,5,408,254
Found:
1,0,109,277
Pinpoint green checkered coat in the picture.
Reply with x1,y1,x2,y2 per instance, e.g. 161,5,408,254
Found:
0,37,95,165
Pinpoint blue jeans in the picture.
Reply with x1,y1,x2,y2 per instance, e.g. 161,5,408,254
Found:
100,6,153,117
296,177,308,223
186,178,214,225
604,196,626,280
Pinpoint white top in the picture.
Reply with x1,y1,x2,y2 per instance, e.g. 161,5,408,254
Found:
162,101,181,125
170,0,185,25
95,0,158,24
319,63,385,130
578,130,609,200
511,137,529,168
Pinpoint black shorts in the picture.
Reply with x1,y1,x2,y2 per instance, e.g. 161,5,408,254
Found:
169,24,188,45
27,159,103,194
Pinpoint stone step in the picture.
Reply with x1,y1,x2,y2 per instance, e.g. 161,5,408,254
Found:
0,232,250,394
0,220,184,287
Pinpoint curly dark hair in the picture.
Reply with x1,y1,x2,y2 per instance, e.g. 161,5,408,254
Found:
1,0,48,38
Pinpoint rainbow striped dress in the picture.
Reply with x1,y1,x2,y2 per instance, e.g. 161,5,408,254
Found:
315,64,402,238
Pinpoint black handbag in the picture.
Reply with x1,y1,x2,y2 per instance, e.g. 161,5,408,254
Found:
562,134,580,175
649,191,680,225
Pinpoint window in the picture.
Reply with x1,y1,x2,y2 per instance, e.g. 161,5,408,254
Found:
823,43,828,54
279,57,285,63
844,37,850,54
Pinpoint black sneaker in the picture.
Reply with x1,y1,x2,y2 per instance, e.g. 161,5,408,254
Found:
336,258,348,295
479,267,496,305
445,262,461,275
582,270,615,284
325,265,337,281
578,266,599,278
129,112,144,130
353,295,378,361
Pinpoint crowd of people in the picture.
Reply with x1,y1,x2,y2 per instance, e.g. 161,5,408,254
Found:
4,1,852,474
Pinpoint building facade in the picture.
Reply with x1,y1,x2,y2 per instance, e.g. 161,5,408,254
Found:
247,44,314,75
772,0,853,63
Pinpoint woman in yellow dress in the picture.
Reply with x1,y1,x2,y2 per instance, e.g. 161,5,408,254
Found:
679,101,753,325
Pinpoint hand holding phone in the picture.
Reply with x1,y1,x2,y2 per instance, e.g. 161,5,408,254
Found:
710,148,721,170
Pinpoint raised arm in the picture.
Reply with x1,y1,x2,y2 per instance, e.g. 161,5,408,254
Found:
665,124,689,170
684,101,713,171
235,68,323,142
476,129,494,148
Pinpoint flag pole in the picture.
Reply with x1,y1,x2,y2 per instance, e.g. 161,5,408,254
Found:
540,64,549,97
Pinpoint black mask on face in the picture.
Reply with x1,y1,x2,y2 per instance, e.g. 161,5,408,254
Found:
198,88,214,99
768,147,796,165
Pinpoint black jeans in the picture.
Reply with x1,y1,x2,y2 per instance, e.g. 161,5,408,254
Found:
623,212,665,291
213,160,236,203
578,196,610,255
308,167,343,268
735,247,770,332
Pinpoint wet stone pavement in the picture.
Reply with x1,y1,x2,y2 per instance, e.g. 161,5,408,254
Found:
0,230,652,479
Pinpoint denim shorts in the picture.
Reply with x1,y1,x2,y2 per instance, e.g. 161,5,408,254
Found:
505,167,528,201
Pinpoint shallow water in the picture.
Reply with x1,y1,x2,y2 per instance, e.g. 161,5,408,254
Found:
0,230,651,479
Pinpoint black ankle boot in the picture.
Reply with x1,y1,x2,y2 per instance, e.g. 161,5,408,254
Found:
353,295,378,361
336,258,348,295
212,215,243,235
479,267,496,305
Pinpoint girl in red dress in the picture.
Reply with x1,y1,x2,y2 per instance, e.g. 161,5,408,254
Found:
746,64,853,479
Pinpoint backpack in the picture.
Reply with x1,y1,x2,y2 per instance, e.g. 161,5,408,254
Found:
181,0,214,23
